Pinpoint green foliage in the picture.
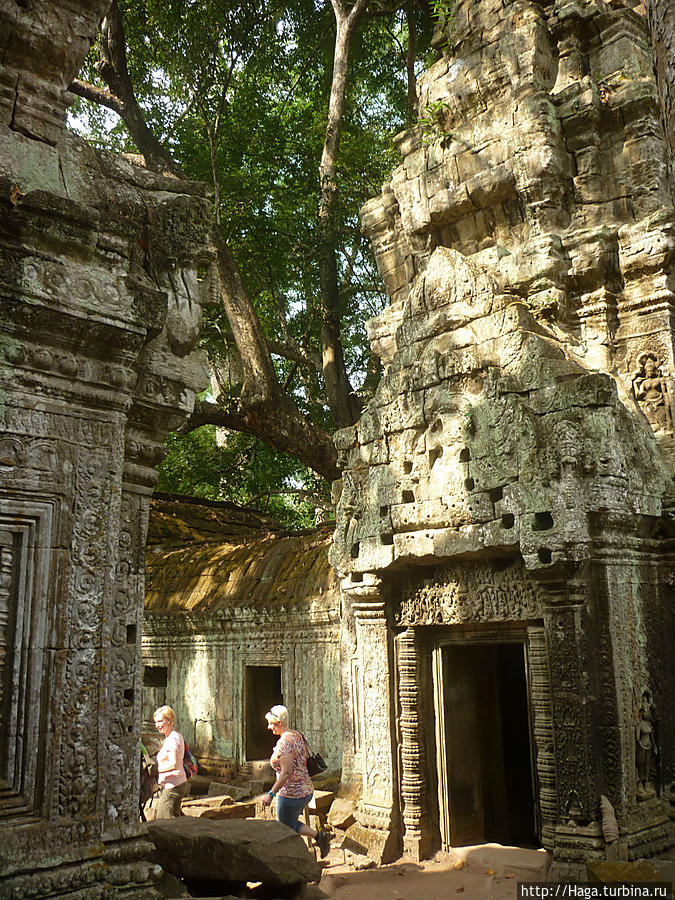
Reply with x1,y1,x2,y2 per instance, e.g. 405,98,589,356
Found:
156,426,328,529
419,98,453,146
71,1,436,509
430,0,457,55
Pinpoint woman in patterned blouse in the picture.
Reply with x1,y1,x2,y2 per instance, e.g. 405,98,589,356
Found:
261,705,331,858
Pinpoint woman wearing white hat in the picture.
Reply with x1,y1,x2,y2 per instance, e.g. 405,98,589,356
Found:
261,704,331,858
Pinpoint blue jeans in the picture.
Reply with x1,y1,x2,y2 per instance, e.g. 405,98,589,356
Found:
276,793,312,833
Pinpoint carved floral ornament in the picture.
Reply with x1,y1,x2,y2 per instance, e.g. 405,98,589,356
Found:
395,559,543,626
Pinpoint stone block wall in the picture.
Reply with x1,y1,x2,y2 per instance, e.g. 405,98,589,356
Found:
142,524,342,774
334,0,675,874
0,2,212,896
362,0,675,463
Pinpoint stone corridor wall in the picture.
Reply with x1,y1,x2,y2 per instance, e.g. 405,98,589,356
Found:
0,2,212,896
142,514,342,774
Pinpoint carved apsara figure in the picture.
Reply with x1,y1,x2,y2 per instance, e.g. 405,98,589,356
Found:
632,352,672,432
635,690,658,800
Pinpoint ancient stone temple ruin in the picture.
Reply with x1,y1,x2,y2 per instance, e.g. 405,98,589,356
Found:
141,495,341,776
0,2,212,896
332,0,674,878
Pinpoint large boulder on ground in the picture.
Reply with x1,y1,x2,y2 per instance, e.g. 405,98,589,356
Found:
147,817,322,887
182,795,257,819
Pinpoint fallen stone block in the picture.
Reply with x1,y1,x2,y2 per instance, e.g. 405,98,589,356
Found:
327,798,355,830
147,816,322,887
182,794,257,819
206,779,263,801
199,801,257,820
184,793,238,809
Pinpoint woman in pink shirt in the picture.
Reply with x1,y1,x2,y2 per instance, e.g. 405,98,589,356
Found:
153,705,188,817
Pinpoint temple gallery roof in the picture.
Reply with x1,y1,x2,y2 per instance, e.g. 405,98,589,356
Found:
145,494,338,614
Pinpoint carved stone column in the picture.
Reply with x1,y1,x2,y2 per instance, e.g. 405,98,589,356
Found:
526,625,557,851
0,3,212,891
397,626,431,861
342,575,399,864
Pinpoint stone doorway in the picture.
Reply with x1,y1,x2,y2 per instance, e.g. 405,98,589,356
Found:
245,665,282,760
435,639,538,849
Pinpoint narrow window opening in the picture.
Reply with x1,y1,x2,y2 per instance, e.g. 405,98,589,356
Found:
143,666,168,688
533,512,554,531
429,446,443,468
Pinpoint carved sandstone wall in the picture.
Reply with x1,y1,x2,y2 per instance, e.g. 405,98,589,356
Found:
0,2,212,897
142,497,341,774
362,0,675,460
332,0,674,876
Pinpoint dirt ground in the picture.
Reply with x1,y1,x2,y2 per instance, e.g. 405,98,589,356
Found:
306,844,550,900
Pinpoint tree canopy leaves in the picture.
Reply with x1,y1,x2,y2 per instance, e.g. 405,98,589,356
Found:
71,0,435,526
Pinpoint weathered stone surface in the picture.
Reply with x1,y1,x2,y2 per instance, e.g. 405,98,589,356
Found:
0,2,212,898
336,0,675,876
147,818,322,886
327,798,356,830
182,796,257,820
587,860,661,882
362,0,675,464
341,823,398,866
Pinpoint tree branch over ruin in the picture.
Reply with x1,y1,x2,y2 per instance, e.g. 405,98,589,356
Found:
317,0,372,429
182,396,339,482
67,0,341,482
266,338,321,371
92,0,182,176
69,78,124,116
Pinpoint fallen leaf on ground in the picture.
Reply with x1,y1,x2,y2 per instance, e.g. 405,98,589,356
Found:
457,887,464,893
488,868,495,875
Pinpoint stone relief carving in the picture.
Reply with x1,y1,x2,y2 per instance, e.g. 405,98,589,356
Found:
632,352,672,433
0,530,15,738
636,689,658,801
396,559,543,626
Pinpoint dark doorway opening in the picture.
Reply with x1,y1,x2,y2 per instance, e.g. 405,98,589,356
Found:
440,642,537,847
245,665,282,760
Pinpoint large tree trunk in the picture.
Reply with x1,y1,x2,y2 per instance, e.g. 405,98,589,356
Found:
70,0,339,481
406,0,418,122
645,0,675,198
185,395,339,481
317,0,370,429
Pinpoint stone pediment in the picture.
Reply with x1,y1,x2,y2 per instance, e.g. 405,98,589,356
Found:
332,246,670,577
